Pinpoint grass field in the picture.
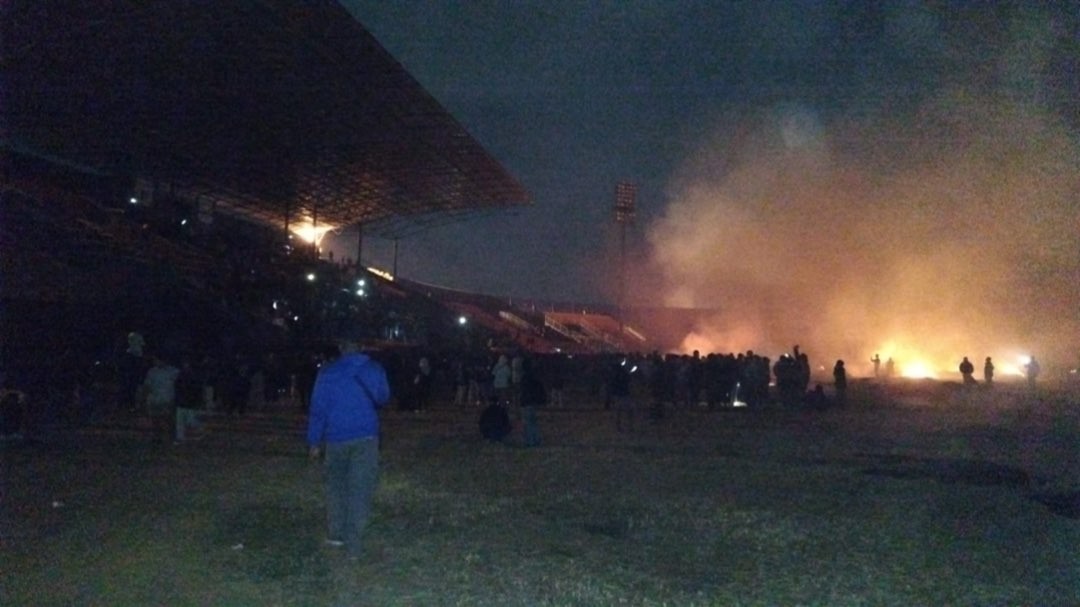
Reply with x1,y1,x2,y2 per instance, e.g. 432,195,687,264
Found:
3,380,1079,606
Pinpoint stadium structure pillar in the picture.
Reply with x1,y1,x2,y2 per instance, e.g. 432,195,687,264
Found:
356,222,363,267
311,203,319,258
393,237,399,278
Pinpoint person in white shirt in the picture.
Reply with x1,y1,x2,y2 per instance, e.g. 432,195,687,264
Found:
142,355,179,445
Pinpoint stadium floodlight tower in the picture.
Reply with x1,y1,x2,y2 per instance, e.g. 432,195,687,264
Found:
613,182,637,331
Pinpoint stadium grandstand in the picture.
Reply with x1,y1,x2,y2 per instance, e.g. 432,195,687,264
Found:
5,0,530,235
2,0,660,426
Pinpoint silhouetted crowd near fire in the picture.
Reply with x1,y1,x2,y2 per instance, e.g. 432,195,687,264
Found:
0,321,1061,446
0,187,1067,446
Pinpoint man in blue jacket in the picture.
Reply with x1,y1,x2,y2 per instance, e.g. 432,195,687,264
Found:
307,336,391,560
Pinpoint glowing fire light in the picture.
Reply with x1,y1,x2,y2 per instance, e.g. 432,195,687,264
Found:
676,327,1041,382
999,355,1031,377
367,266,394,281
873,343,1035,380
899,360,936,379
870,341,947,379
290,222,333,245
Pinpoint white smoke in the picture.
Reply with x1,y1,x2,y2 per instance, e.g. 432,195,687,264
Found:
645,10,1079,378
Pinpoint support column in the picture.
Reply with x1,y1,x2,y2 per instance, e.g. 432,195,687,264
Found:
392,237,399,278
356,223,363,268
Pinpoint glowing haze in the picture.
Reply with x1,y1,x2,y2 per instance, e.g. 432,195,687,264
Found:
644,8,1079,379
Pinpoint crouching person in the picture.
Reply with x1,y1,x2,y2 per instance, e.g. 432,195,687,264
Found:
306,333,391,561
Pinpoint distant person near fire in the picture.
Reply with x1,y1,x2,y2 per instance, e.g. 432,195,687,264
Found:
1024,356,1040,390
959,356,976,385
832,360,847,407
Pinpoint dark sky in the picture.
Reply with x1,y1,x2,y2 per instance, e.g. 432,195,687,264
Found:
333,1,901,301
334,1,1079,371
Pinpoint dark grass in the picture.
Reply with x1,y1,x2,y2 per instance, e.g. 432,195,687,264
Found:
3,382,1080,605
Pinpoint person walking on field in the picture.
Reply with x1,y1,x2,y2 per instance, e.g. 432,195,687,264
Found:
307,334,391,560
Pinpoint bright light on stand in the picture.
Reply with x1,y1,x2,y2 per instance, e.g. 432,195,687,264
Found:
290,222,333,245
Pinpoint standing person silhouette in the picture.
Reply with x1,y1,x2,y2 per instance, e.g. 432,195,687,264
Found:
983,357,995,386
1024,356,1041,390
959,356,976,385
142,354,179,445
518,357,546,447
833,360,848,407
306,333,391,561
610,356,636,432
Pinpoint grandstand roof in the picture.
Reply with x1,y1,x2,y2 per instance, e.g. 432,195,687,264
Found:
4,0,530,235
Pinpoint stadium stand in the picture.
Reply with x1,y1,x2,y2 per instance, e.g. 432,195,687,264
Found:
1,1,670,446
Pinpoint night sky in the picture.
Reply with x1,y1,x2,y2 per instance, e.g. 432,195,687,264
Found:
333,2,1079,371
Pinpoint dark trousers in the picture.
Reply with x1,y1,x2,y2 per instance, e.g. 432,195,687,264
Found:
324,437,379,557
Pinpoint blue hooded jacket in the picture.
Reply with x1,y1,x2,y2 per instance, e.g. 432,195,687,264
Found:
306,353,390,446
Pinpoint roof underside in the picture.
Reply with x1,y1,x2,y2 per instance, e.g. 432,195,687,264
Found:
4,0,530,235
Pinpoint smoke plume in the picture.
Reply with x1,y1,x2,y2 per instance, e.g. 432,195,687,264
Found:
645,8,1079,378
